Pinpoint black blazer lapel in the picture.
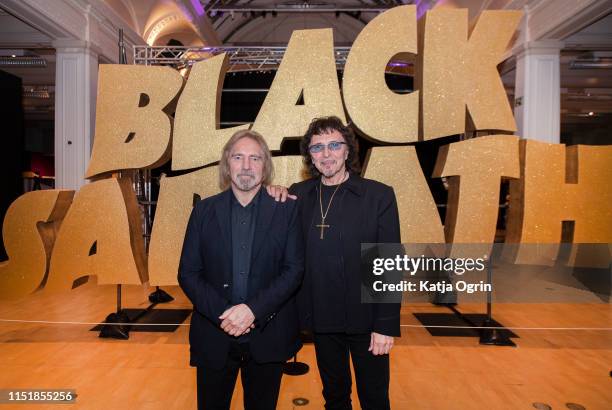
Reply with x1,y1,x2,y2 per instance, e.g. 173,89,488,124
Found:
214,190,233,261
251,192,277,262
300,180,318,239
305,188,319,240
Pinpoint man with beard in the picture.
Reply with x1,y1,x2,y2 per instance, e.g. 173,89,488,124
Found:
178,130,304,410
273,116,402,409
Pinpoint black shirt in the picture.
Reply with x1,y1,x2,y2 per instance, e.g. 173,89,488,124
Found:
230,188,261,305
308,181,348,331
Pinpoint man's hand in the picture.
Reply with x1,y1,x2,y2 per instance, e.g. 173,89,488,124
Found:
219,304,256,336
368,332,394,355
266,185,297,202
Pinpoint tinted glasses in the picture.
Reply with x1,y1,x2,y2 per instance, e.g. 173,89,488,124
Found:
308,141,347,154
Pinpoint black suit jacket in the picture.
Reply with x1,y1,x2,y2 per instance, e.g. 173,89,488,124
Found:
289,173,402,337
178,188,304,369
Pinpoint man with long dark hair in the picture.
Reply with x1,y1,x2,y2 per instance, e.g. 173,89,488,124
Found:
289,116,402,409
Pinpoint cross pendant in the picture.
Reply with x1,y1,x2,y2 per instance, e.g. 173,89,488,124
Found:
316,220,330,239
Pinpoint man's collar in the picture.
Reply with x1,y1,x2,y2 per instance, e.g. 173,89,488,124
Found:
307,172,363,196
231,185,263,208
343,172,364,196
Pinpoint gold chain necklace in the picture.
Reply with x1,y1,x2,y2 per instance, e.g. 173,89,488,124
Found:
316,172,348,239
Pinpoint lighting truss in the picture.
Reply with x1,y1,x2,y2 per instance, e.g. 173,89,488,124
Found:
208,5,392,13
133,45,412,75
134,45,351,71
200,0,400,14
0,55,47,67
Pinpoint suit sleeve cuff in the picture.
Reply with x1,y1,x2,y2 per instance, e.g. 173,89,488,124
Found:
373,315,401,337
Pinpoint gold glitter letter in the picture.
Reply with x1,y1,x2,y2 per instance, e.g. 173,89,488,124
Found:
433,135,519,245
506,141,612,267
344,5,419,143
252,29,345,150
172,54,249,170
0,190,73,299
363,146,444,243
149,167,220,286
46,178,147,291
418,9,521,140
86,65,183,178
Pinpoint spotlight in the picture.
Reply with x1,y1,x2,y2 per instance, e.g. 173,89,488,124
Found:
588,111,594,116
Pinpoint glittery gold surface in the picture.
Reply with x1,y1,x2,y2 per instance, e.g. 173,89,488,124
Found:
172,54,249,170
149,166,220,286
433,135,519,243
418,9,521,140
252,29,346,149
566,145,612,243
363,146,444,243
86,65,183,178
0,190,73,299
343,5,418,143
270,155,305,186
564,145,612,267
46,178,147,292
506,141,612,266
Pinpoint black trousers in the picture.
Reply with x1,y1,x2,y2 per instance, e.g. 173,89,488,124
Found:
196,342,284,410
314,333,391,410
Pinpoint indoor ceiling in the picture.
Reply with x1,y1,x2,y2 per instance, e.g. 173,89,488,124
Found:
0,0,610,124
0,8,54,120
560,13,612,124
202,0,414,45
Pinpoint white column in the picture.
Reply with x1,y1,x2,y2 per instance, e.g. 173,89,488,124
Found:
513,40,564,144
53,39,98,190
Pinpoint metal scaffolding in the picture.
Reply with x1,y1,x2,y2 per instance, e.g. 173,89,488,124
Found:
134,45,352,70
133,45,414,76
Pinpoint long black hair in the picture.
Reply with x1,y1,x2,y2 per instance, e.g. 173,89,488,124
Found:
300,116,361,177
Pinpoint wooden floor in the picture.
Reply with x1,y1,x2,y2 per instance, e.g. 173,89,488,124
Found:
0,281,610,410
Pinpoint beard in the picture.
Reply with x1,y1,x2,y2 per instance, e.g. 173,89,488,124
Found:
235,171,258,191
317,159,342,178
321,168,339,178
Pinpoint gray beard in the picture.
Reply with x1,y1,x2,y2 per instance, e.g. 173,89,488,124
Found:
322,168,338,177
237,175,256,191
320,164,344,179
